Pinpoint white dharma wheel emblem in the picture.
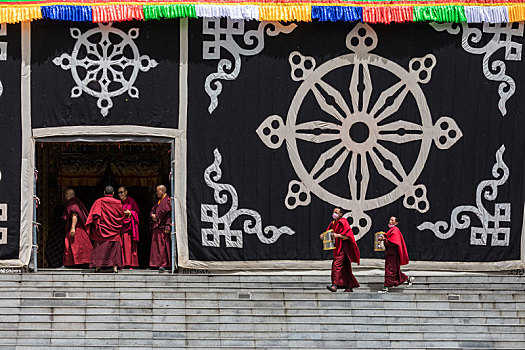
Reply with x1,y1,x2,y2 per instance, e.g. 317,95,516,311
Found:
257,23,463,240
54,23,158,117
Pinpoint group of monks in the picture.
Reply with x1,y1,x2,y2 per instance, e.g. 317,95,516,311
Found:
323,208,414,293
62,184,172,272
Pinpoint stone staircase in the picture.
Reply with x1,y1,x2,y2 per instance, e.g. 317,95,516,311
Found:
0,269,523,349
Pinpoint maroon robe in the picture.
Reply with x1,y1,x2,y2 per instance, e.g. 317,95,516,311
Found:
120,196,139,267
86,195,125,268
149,194,171,268
62,197,92,266
384,226,409,287
327,218,360,289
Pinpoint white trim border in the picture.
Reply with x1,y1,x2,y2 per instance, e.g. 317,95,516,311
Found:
1,22,33,268
33,125,183,139
175,18,190,269
180,258,525,272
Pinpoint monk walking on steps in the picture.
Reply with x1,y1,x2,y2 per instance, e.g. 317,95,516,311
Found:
86,186,125,273
149,185,172,271
118,186,140,269
62,189,92,267
322,208,360,292
378,216,415,293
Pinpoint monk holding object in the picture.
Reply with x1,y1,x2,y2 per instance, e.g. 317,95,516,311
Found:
320,208,360,292
378,216,415,293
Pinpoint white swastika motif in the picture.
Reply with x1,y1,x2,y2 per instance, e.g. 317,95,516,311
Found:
201,149,295,248
0,203,7,244
418,145,510,246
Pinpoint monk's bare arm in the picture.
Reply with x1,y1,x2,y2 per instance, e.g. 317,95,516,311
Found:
70,213,78,238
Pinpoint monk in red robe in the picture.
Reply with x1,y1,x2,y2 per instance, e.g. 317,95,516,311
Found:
118,186,139,269
62,189,92,267
86,186,125,273
149,185,171,270
321,208,360,292
378,216,414,293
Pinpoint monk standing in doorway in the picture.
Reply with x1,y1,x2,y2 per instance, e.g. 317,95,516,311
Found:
62,189,92,267
149,185,171,271
118,186,139,269
86,186,125,273
378,216,414,293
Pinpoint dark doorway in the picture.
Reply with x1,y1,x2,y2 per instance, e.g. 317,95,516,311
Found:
35,142,172,269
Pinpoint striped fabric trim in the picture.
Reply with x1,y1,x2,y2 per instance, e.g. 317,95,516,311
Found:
0,1,523,23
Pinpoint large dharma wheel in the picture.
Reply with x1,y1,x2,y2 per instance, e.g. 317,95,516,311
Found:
257,23,462,239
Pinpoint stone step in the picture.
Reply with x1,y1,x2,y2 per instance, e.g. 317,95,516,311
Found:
1,337,524,348
3,329,525,339
5,293,525,306
3,276,523,285
0,282,525,294
1,307,525,323
1,320,524,332
0,312,522,325
3,271,525,283
2,274,524,283
1,290,524,301
2,344,524,350
2,295,524,309
2,331,525,345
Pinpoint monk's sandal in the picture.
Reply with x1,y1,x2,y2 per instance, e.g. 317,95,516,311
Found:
378,287,389,294
326,285,337,292
407,277,415,287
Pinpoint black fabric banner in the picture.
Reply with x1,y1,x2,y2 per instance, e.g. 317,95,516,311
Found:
0,24,22,260
186,20,525,266
31,20,180,128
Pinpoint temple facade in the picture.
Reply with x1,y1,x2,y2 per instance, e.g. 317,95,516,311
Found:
0,16,524,271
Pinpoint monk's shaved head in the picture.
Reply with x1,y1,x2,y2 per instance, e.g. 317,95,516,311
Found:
155,185,167,199
65,188,75,201
389,216,399,226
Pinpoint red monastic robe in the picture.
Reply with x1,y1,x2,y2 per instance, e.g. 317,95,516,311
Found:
120,196,139,267
327,218,360,289
384,225,409,287
62,197,92,266
149,194,172,268
86,195,125,268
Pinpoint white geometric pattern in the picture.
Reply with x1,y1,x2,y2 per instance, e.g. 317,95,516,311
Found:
201,149,295,248
0,203,6,245
0,24,7,98
0,22,5,244
418,145,511,246
257,23,463,240
0,24,7,245
53,22,158,117
203,19,296,114
431,22,524,116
